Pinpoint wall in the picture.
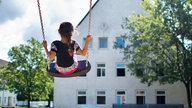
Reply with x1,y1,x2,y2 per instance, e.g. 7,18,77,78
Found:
53,0,187,108
0,91,16,106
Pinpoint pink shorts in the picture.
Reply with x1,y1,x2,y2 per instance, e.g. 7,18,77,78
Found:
55,61,78,75
57,67,78,75
56,56,78,75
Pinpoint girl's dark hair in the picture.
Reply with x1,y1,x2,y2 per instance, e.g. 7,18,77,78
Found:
59,22,74,56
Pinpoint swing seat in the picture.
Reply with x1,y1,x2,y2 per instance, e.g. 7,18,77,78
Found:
47,60,91,78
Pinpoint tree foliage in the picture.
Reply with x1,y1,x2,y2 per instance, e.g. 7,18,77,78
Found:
118,0,192,107
0,38,53,107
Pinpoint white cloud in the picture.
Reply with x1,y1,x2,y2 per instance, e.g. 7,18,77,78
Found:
0,0,96,61
0,0,24,23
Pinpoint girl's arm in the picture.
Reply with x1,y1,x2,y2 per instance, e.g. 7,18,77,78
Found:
77,35,92,56
42,40,56,60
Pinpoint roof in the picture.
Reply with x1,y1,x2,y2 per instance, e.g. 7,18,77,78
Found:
0,59,8,66
78,0,100,26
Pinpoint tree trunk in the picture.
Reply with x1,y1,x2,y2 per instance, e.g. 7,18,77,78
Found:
27,92,31,108
190,80,192,108
27,99,30,108
185,82,192,108
48,99,51,107
47,93,53,107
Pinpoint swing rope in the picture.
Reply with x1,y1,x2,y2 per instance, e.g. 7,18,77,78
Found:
88,0,92,35
37,0,92,67
86,0,92,67
37,0,51,70
37,0,45,41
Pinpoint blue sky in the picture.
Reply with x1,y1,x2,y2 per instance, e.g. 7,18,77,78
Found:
0,0,96,61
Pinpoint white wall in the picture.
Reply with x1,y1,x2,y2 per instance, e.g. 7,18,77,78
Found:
0,60,17,107
0,91,16,106
54,0,187,108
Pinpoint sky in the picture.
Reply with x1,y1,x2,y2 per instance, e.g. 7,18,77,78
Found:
0,0,96,61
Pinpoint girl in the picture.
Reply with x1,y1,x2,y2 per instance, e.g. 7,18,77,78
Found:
42,22,92,74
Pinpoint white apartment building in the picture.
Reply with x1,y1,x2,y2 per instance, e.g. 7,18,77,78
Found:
0,59,17,107
0,91,16,107
54,0,187,108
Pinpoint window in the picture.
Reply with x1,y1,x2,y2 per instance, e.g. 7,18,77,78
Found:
116,63,125,77
116,91,126,104
99,37,108,48
77,91,86,104
83,38,93,49
4,97,6,104
155,64,164,76
13,98,16,104
78,71,87,77
136,90,145,104
156,90,165,104
97,64,106,77
116,37,125,48
136,69,144,77
97,91,106,105
135,64,144,77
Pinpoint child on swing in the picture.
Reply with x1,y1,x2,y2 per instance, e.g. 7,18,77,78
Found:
42,22,92,74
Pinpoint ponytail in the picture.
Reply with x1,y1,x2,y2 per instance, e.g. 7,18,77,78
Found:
58,22,74,56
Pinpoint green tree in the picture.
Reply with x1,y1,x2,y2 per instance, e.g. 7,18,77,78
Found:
0,38,53,108
117,0,192,107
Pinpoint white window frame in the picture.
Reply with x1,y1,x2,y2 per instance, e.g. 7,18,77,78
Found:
77,90,87,105
156,90,166,104
116,90,126,104
116,63,126,77
99,37,108,49
83,37,93,49
116,37,125,48
96,90,106,105
0,97,1,104
4,97,6,104
135,90,145,104
97,63,106,77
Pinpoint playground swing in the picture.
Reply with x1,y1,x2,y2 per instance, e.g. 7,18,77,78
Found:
37,0,92,78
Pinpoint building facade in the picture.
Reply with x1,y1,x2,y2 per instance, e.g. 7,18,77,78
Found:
0,59,17,107
54,0,187,108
